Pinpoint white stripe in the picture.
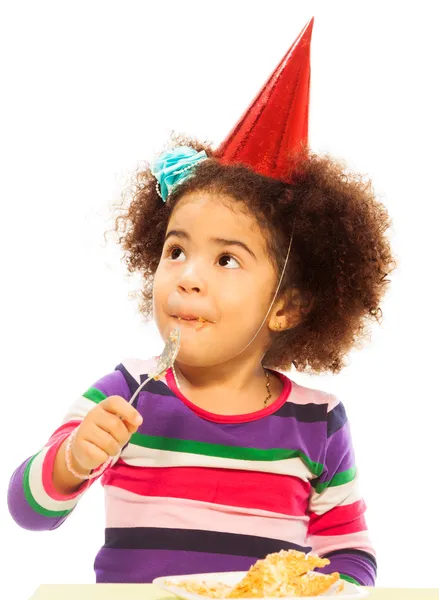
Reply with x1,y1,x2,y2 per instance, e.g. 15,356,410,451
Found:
120,445,314,480
28,447,84,512
308,476,361,515
60,395,99,424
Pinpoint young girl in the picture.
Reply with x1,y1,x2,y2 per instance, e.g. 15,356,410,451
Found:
7,19,394,589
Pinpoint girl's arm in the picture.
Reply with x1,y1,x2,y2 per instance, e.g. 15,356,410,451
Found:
306,399,377,587
7,368,132,531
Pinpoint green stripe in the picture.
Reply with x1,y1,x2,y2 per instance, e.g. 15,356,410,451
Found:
130,433,323,476
23,454,72,518
314,467,356,493
314,466,356,494
83,387,107,404
340,574,361,586
330,466,357,487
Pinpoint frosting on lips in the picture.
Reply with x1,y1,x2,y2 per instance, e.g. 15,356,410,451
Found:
177,316,208,330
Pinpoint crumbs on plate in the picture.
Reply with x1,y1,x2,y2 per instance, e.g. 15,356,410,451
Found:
165,549,344,598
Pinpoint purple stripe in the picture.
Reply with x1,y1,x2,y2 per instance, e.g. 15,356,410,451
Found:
136,391,326,463
320,423,355,482
93,370,132,399
318,552,376,586
94,548,257,583
7,459,67,531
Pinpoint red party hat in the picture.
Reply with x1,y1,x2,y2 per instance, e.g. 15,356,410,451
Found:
215,17,314,182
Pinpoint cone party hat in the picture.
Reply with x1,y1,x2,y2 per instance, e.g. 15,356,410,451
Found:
215,17,314,182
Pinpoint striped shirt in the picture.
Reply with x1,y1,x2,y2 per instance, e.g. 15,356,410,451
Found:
7,357,376,586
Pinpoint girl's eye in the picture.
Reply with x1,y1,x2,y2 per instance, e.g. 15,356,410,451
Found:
168,246,186,261
218,254,240,269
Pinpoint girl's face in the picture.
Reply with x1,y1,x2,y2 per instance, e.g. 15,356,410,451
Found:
153,191,279,367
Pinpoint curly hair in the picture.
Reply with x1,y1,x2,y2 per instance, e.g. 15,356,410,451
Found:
108,134,396,374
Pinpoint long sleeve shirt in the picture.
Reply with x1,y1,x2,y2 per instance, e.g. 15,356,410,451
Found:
7,356,377,586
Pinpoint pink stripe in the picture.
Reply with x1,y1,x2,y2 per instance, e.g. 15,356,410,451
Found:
42,420,91,501
308,531,376,557
105,485,309,544
46,420,81,446
287,383,338,408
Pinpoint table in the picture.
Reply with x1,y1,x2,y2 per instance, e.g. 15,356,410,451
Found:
30,585,439,600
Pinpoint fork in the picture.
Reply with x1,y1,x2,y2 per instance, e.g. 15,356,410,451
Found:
127,327,181,406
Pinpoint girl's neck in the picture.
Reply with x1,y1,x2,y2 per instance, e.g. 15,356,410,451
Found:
175,353,265,389
171,356,283,415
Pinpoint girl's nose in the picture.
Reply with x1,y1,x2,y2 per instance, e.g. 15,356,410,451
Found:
177,263,206,295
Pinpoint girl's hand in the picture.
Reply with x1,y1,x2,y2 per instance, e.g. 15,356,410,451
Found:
70,395,143,474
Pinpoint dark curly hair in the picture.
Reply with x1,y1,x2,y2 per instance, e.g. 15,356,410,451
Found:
108,134,396,374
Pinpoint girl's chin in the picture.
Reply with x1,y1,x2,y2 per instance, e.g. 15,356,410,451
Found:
174,345,216,366
174,344,233,369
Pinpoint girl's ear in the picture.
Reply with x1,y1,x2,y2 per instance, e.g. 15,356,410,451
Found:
268,288,313,332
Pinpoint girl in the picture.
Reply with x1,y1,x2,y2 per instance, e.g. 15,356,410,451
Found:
7,19,394,589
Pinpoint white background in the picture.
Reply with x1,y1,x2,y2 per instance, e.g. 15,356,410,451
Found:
1,1,438,598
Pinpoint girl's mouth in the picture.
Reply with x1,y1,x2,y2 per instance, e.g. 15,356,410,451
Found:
172,315,212,330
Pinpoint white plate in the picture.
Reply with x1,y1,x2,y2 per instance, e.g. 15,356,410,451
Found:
153,571,369,600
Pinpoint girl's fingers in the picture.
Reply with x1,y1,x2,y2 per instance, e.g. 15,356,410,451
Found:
75,439,110,469
93,408,131,447
122,419,139,435
83,423,122,457
100,396,143,428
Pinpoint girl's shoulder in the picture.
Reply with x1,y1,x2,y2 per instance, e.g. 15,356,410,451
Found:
282,377,346,441
116,356,160,383
283,374,339,414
